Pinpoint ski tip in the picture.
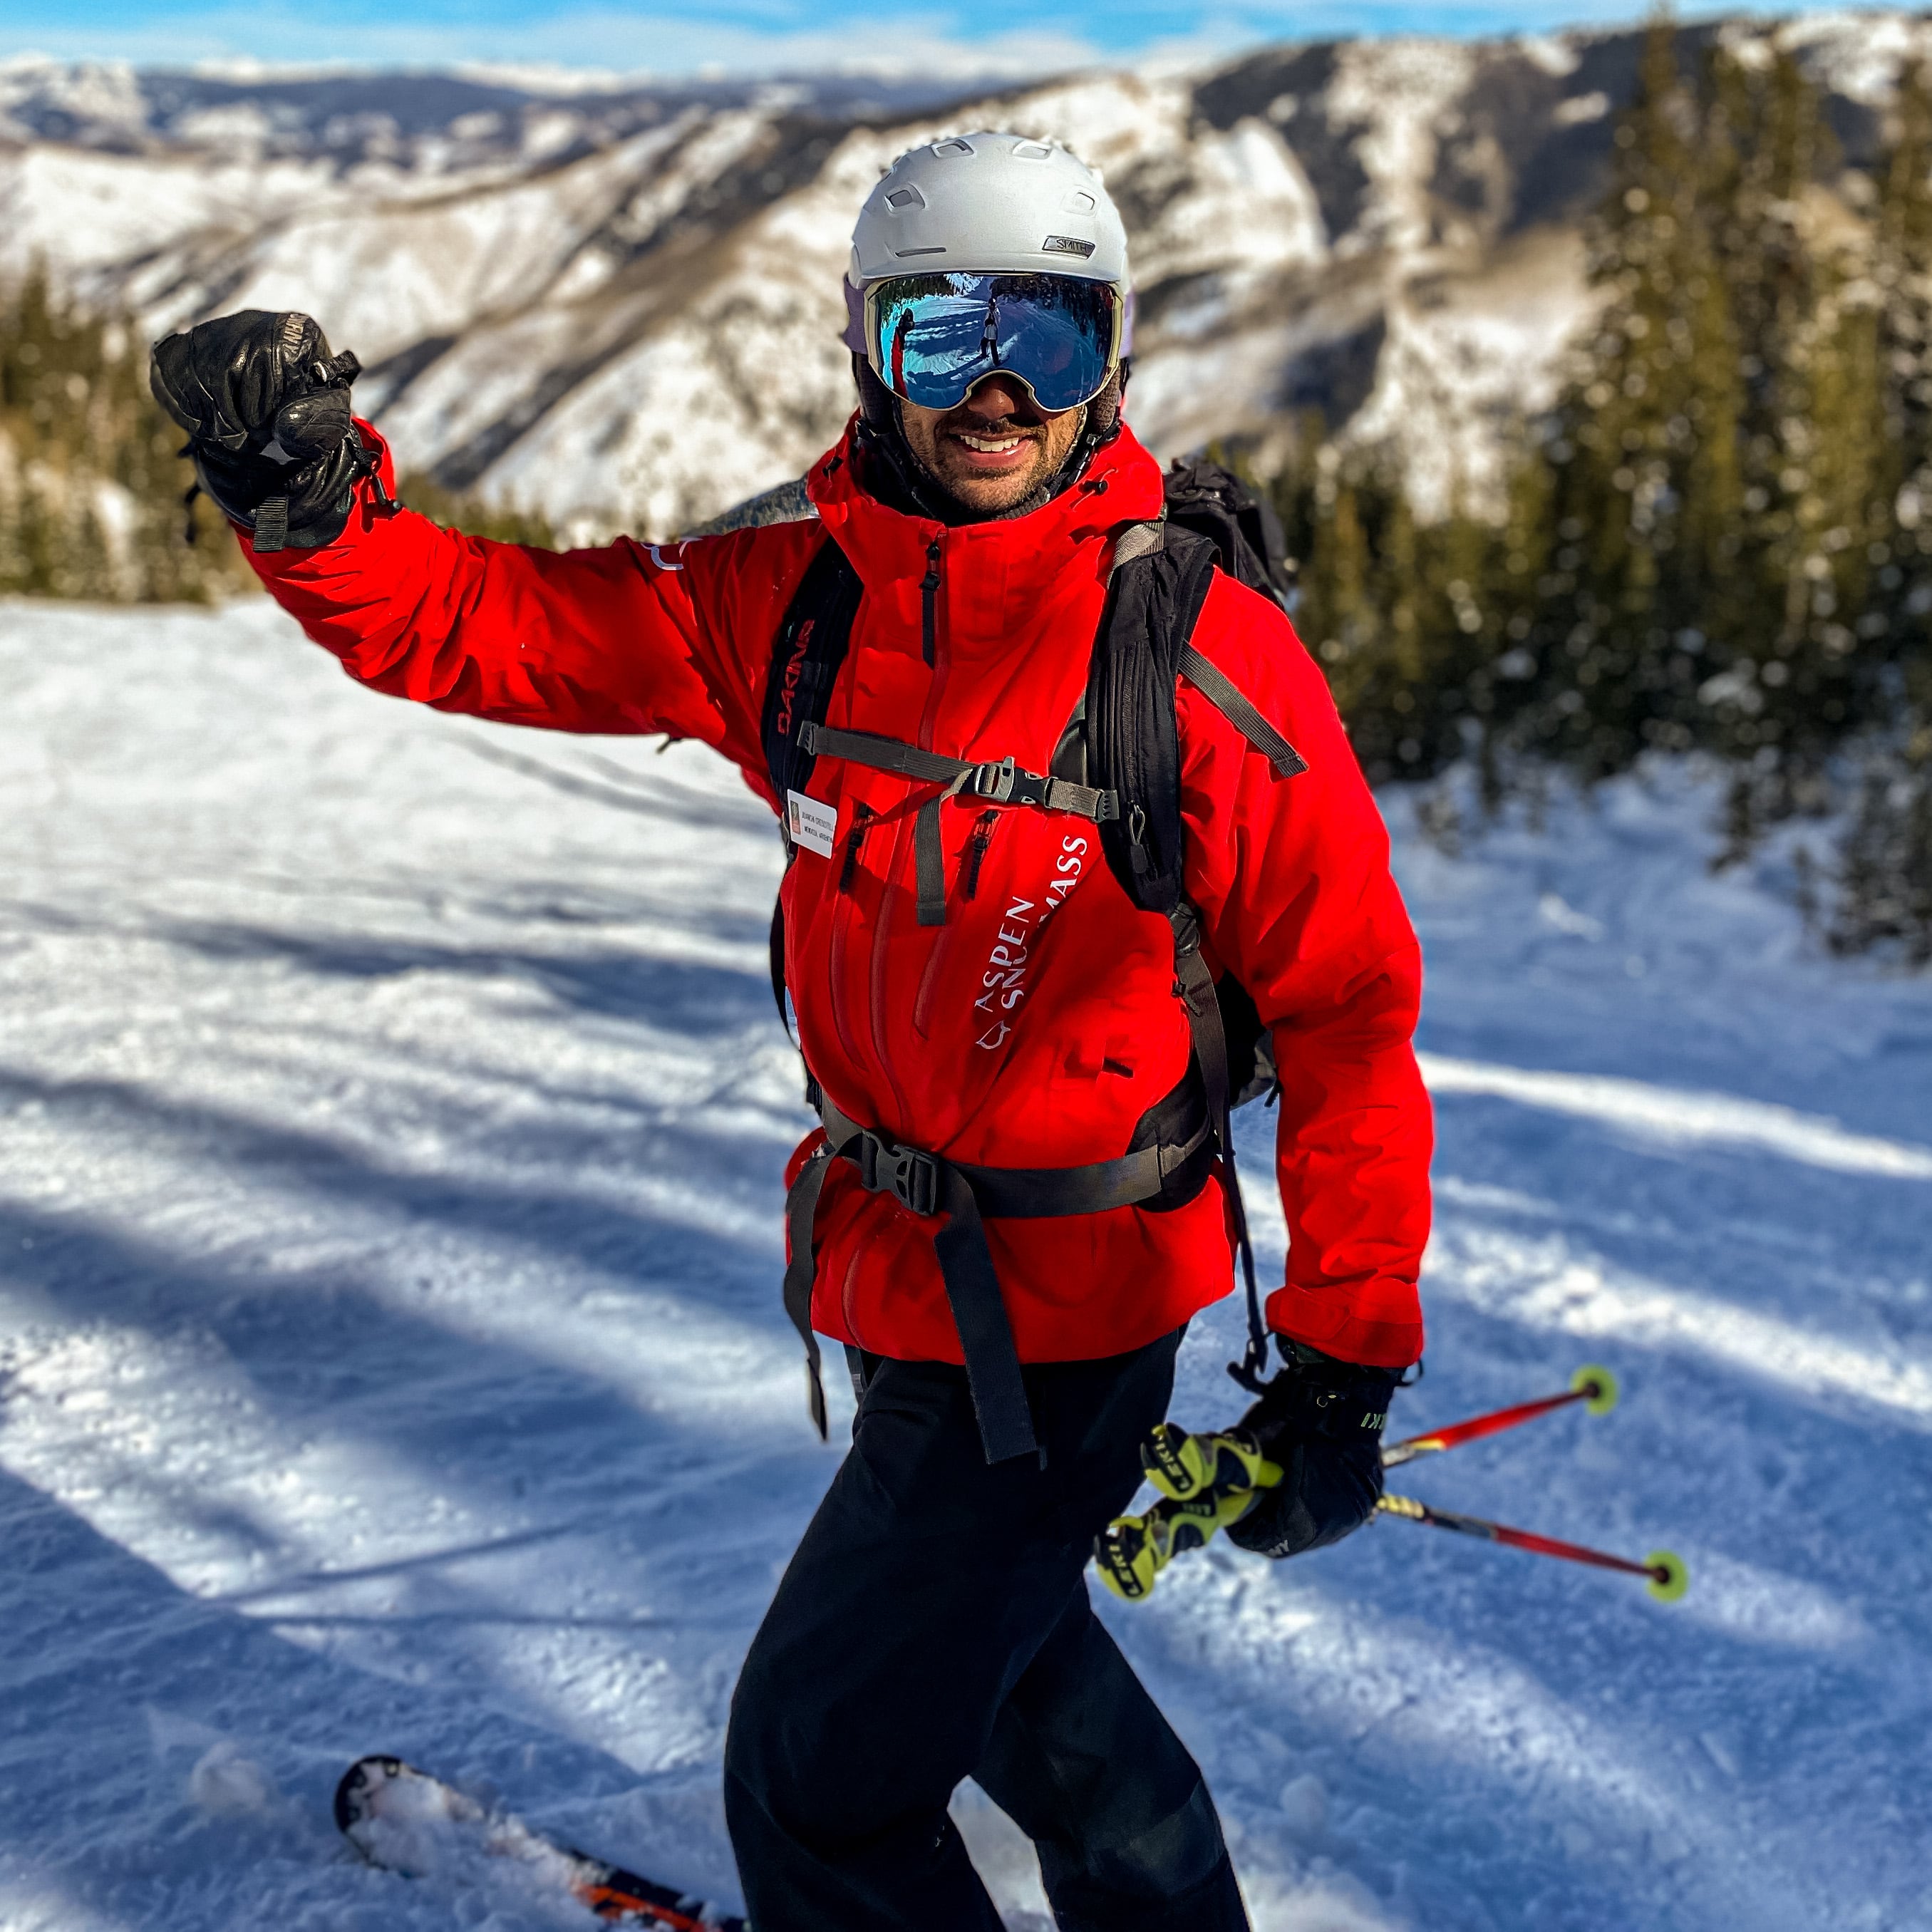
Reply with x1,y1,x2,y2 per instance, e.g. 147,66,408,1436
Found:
1645,1550,1689,1602
1573,1363,1620,1416
334,1755,408,1835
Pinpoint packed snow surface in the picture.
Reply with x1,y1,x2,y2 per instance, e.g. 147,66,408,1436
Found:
1,595,1928,1930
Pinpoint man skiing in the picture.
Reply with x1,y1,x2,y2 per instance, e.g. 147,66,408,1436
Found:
150,132,1430,1931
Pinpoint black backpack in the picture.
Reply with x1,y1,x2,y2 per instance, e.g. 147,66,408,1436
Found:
758,459,1308,1459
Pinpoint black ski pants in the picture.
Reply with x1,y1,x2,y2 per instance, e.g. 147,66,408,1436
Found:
723,1330,1250,1932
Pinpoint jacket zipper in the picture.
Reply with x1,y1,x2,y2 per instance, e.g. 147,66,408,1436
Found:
959,810,998,901
919,537,941,667
838,800,876,894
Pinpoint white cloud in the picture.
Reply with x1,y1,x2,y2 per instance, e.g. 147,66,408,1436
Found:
0,8,1104,82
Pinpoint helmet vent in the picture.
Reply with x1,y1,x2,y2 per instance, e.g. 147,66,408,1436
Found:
884,186,926,211
1041,234,1096,258
894,245,946,257
931,139,974,157
1013,141,1053,159
1063,190,1096,213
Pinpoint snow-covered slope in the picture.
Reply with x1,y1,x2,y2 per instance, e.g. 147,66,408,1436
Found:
7,16,1931,534
1,594,1927,1928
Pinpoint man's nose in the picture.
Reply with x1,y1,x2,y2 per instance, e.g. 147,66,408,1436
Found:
961,373,1043,420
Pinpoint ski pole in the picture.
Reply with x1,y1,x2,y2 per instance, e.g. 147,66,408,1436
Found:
1094,1366,1676,1604
1137,1367,1620,1499
1381,1364,1618,1469
1097,1483,1690,1604
1377,1492,1688,1600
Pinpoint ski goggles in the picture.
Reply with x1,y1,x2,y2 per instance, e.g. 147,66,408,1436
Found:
865,272,1123,414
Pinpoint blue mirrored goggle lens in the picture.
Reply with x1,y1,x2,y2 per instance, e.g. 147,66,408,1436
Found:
871,273,1117,413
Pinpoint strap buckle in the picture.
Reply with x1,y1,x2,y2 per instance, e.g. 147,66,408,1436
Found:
855,1130,942,1217
969,755,1018,803
1169,902,1204,964
971,757,1066,812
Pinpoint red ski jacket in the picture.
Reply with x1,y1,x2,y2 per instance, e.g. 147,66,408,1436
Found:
246,418,1430,1369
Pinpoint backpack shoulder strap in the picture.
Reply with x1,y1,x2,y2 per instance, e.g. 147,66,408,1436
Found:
1085,521,1218,916
1083,515,1308,1394
762,533,864,1043
1085,520,1308,903
760,532,864,815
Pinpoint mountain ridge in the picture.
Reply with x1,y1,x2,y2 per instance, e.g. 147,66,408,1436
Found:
4,13,1928,537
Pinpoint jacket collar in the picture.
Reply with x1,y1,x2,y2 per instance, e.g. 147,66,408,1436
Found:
805,417,1167,630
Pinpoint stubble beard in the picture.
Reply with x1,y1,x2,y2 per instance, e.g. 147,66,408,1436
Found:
900,401,1085,515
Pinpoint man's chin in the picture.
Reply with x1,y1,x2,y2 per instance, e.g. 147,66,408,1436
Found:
934,456,1050,511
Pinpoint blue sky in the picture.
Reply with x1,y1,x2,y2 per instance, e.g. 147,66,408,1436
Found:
0,0,1833,79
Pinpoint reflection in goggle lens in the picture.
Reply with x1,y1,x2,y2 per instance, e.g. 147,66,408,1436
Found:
870,273,1118,413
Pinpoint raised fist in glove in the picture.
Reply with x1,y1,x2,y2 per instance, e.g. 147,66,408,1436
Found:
1222,1341,1404,1559
149,311,373,551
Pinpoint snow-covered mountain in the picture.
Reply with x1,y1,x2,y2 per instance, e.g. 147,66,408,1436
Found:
5,15,1929,536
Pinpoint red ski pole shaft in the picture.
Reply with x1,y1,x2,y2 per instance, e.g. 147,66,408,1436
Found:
1381,1365,1618,1470
1378,1493,1687,1598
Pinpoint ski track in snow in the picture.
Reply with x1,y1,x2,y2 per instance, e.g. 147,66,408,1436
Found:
1,596,1927,1931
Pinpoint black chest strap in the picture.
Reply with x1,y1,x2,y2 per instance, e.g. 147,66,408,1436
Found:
798,720,1119,925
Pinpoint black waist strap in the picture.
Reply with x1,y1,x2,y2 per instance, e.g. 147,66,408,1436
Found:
781,1091,1213,1466
822,1097,1211,1218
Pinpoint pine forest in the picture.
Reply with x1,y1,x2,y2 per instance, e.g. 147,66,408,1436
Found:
1277,27,1932,959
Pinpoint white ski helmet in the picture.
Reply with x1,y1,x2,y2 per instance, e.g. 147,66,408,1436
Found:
850,132,1128,289
842,132,1133,371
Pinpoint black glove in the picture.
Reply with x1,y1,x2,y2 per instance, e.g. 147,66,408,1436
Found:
1224,1341,1404,1559
149,310,373,550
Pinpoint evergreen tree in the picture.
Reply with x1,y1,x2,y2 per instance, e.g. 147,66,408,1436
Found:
0,267,254,602
1710,43,1884,785
1506,31,1901,800
1869,58,1932,653
1830,756,1932,963
1274,26,1772,790
1829,58,1932,959
0,267,557,603
1264,24,1930,956
1517,19,1747,775
1273,430,1511,783
393,469,556,547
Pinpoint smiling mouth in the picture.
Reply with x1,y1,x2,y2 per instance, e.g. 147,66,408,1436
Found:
947,425,1040,465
